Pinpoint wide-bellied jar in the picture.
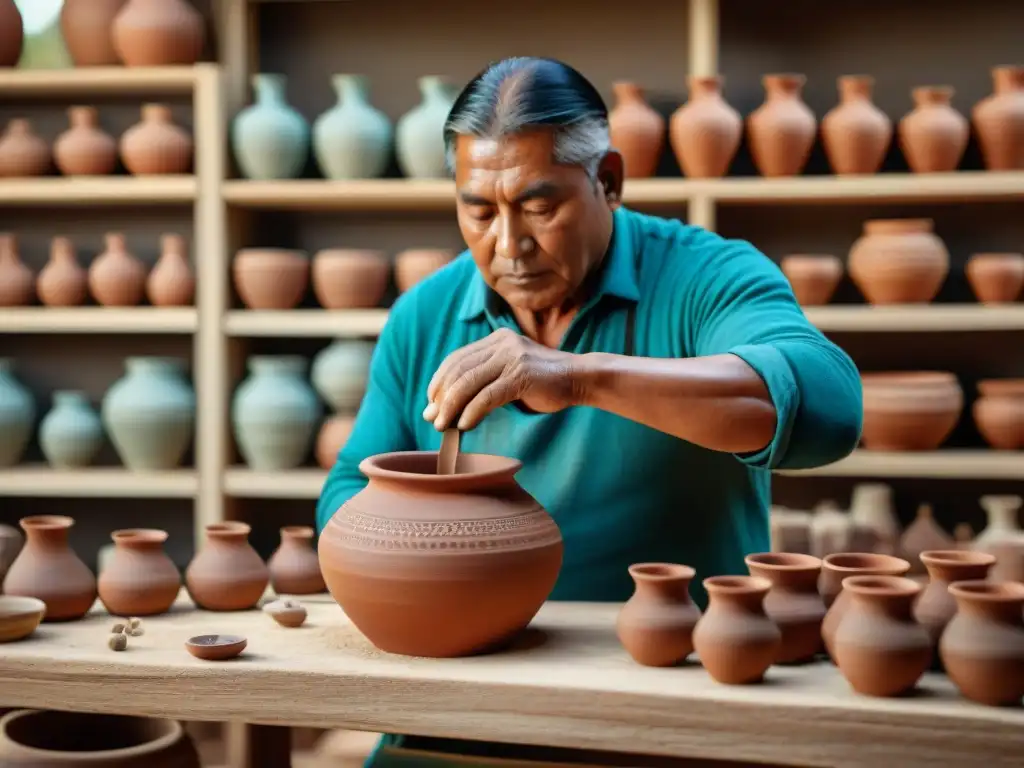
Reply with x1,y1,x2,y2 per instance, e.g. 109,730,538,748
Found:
318,451,563,657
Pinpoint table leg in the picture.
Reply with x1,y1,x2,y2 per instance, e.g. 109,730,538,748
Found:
225,722,292,768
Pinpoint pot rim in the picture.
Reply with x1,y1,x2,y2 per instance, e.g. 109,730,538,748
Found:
628,562,695,582
20,515,74,532
841,574,921,597
205,521,252,537
822,552,910,574
281,525,314,539
919,549,996,568
948,579,1024,602
0,595,46,621
0,710,185,758
862,218,934,235
745,552,822,571
703,574,772,594
359,450,523,485
977,378,1024,397
112,528,169,545
861,371,958,387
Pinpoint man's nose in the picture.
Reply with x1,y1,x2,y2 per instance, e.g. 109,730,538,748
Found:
494,214,526,261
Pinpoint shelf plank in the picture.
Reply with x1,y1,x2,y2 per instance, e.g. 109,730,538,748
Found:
0,467,198,498
804,305,1024,332
777,450,1024,480
0,67,200,97
0,177,197,206
0,307,198,334
223,309,389,337
223,468,326,499
222,179,456,210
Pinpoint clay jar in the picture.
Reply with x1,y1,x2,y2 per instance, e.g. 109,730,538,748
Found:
821,75,892,175
860,372,963,451
607,82,665,179
185,522,269,611
233,249,309,309
848,218,949,304
832,576,932,697
973,66,1024,171
0,120,51,178
898,86,968,173
973,379,1024,450
61,0,127,66
88,232,147,306
692,575,781,684
2,516,97,622
616,563,701,667
669,75,742,178
746,74,816,177
316,414,354,469
779,255,843,306
0,234,34,307
394,249,455,294
940,580,1024,706
318,452,563,657
966,253,1024,305
913,550,995,649
53,106,118,176
0,0,22,67
111,0,206,66
120,105,194,175
745,552,826,664
98,529,181,616
147,234,195,306
312,249,390,309
819,552,910,660
267,525,325,595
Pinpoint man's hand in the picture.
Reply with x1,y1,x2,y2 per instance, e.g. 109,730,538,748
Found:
422,328,585,431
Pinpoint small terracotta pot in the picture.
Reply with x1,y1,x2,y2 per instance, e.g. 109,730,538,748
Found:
914,550,995,649
972,66,1024,172
860,371,963,451
692,575,781,684
608,82,665,179
120,104,194,175
821,75,893,176
185,522,269,611
746,74,816,177
779,255,843,306
394,249,455,293
88,232,147,307
0,119,51,178
97,528,181,616
616,563,701,667
37,237,87,307
898,86,968,173
940,580,1024,706
973,378,1024,450
0,234,34,308
146,233,195,306
965,253,1024,304
669,75,742,179
312,249,389,309
315,414,354,469
847,218,949,305
233,248,309,309
745,552,825,664
832,575,932,697
54,106,118,176
267,526,325,595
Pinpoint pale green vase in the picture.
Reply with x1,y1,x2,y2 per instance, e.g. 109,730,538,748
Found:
0,358,34,467
39,390,103,468
396,76,458,178
313,74,393,180
231,73,310,180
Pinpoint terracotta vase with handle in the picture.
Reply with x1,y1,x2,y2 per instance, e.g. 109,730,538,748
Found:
608,82,665,179
669,75,742,178
616,563,701,667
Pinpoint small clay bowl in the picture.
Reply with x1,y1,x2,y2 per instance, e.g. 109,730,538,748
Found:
185,634,247,661
0,596,46,643
263,599,307,628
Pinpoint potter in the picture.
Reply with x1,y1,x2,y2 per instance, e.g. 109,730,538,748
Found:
317,57,862,765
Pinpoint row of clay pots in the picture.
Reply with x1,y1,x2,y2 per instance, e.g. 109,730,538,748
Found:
861,372,1024,451
615,550,1024,705
0,107,193,179
0,357,195,470
611,67,1024,179
1,515,323,621
233,247,455,310
0,233,194,308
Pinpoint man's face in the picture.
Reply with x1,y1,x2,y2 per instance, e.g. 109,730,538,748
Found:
454,130,618,312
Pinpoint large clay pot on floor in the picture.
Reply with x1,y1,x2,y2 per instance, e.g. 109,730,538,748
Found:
318,451,563,657
860,372,963,451
847,219,949,305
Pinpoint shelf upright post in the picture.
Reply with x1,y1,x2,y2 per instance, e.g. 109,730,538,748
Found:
687,0,721,231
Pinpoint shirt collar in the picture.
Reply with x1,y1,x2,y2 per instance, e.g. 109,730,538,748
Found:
457,206,640,323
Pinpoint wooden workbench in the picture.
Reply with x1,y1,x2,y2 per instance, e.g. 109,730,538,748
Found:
0,593,1020,768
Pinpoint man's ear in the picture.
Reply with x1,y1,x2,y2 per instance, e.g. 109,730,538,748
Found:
596,150,624,210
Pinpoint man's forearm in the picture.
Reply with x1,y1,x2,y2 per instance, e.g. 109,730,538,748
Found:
574,352,777,454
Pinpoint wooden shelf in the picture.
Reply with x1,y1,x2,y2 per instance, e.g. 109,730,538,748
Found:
0,177,197,206
776,450,1024,480
804,305,1024,332
0,308,198,334
0,66,200,98
0,467,198,498
223,309,389,337
223,468,327,499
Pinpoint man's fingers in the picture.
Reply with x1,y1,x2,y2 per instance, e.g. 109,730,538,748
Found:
457,377,518,431
426,333,502,401
433,357,506,430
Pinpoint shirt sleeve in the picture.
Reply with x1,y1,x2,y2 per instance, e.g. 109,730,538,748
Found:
679,228,863,471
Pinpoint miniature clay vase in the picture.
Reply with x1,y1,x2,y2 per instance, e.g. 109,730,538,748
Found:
102,356,196,470
39,391,103,469
745,552,825,664
940,580,1024,706
746,74,816,177
120,104,194,175
848,482,900,556
310,339,375,413
821,75,893,176
0,119,51,178
61,0,127,66
232,248,309,310
315,414,354,469
616,563,701,667
0,359,34,467
819,552,910,659
146,234,195,306
98,528,181,616
37,237,87,307
966,253,1024,304
312,249,390,309
0,234,33,307
669,75,742,178
973,380,1024,451
231,356,322,470
53,106,118,176
396,76,458,179
972,66,1024,171
268,526,325,595
186,522,269,611
394,249,455,293
313,74,393,180
232,74,310,180
779,255,842,306
0,0,23,67
111,0,205,66
608,82,665,179
88,232,147,306
848,218,949,304
319,451,564,657
2,516,97,621
692,575,780,684
914,550,995,650
832,576,932,697
898,86,968,173
860,372,963,451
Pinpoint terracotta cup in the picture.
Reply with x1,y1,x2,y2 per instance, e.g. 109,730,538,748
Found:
97,528,181,616
616,563,701,667
913,550,996,648
745,552,825,664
